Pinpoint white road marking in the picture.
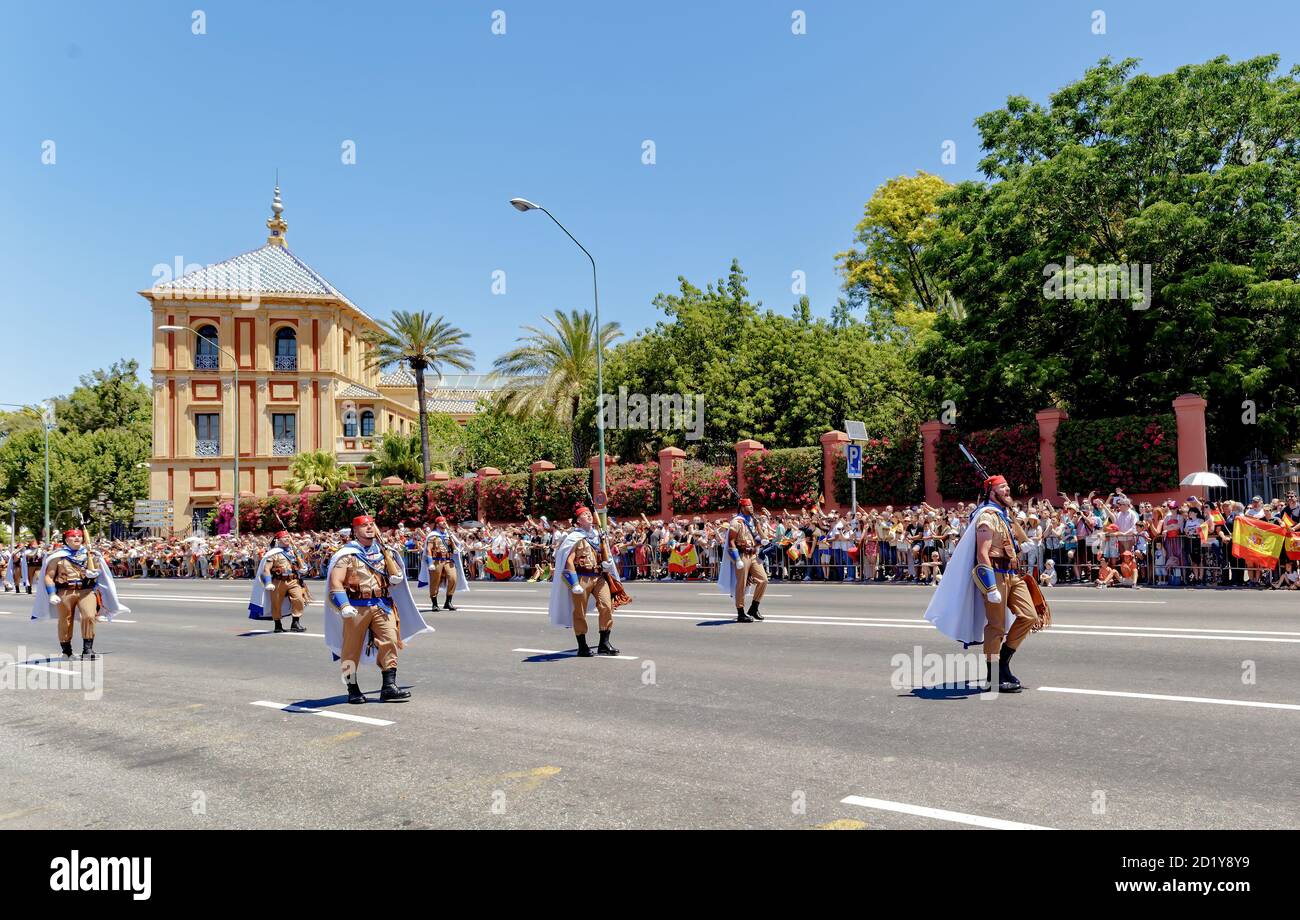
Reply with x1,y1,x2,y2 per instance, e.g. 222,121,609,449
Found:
841,795,1051,830
250,700,394,726
244,629,327,638
696,593,793,597
111,619,136,623
17,663,79,676
1037,686,1300,711
514,647,640,661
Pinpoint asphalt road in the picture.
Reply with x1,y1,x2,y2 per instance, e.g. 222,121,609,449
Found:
0,577,1296,829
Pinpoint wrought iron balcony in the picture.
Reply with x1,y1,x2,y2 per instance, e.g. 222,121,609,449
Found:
274,354,298,371
272,438,297,456
194,354,219,370
195,439,221,457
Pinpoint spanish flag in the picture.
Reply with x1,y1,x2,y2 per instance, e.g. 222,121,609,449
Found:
1231,517,1287,569
1210,509,1225,527
1198,521,1211,544
485,551,512,580
668,543,698,575
787,541,802,562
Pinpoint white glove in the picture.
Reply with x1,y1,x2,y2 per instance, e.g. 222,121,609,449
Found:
340,605,358,619
601,560,617,574
388,571,404,583
986,589,1002,605
570,583,584,596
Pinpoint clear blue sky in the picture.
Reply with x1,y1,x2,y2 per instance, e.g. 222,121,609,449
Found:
2,0,1297,407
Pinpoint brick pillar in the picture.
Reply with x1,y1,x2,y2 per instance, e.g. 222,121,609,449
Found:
734,439,765,501
1035,408,1068,499
476,467,501,521
658,447,685,521
919,420,951,506
819,431,849,512
1172,394,1209,482
425,470,450,482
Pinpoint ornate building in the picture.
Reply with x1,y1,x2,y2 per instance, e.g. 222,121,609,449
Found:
141,188,499,533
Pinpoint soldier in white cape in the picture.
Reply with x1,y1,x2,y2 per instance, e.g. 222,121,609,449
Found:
546,506,622,655
30,529,130,658
417,516,468,610
324,515,431,703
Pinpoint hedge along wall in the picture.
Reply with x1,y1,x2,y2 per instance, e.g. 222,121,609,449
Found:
237,481,478,534
530,468,592,523
832,435,923,506
479,473,529,522
744,447,821,508
936,424,1041,498
670,461,736,514
1055,413,1178,495
604,462,660,518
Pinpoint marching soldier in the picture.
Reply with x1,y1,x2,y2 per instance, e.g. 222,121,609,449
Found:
547,506,621,657
31,528,130,658
324,515,431,704
718,497,768,622
419,516,467,611
249,531,309,632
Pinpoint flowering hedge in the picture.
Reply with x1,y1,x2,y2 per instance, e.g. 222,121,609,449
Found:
1055,413,1178,494
480,473,529,522
832,436,922,506
234,481,477,533
531,468,592,522
744,447,822,508
936,425,1041,498
604,462,660,518
670,461,735,513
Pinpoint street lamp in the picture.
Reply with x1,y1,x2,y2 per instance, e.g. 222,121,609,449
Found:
158,325,242,536
0,401,52,540
508,198,609,522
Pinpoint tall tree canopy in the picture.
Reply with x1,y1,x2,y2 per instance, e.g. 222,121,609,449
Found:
914,55,1300,458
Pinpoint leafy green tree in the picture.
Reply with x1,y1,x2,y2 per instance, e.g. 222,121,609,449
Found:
284,450,356,492
461,403,572,473
361,311,474,481
56,359,152,437
491,309,621,468
363,432,424,484
915,55,1300,458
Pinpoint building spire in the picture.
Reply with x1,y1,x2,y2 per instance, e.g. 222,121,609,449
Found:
266,178,287,247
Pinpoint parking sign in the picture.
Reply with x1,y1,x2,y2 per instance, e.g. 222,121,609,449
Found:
846,443,863,479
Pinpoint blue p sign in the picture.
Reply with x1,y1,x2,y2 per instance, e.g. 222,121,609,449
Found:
846,444,863,479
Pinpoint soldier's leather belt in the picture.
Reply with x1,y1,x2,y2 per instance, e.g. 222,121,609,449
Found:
429,556,451,562
575,567,601,576
349,588,381,599
57,580,97,591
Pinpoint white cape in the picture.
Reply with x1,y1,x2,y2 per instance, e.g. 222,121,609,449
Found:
716,515,757,598
29,549,131,624
416,532,468,595
923,503,1014,647
323,543,432,664
546,528,620,629
247,547,293,620
2,551,12,589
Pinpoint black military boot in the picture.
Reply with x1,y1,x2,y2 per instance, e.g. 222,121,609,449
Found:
575,633,594,657
443,595,457,611
736,606,753,623
597,629,620,655
380,668,411,701
289,617,305,633
999,645,1022,691
346,681,366,704
273,619,286,633
60,641,73,658
82,639,96,660
430,598,440,611
747,600,764,621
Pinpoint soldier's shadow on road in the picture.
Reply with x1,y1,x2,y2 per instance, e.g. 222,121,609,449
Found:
521,651,582,662
288,693,363,707
904,683,985,700
695,620,737,627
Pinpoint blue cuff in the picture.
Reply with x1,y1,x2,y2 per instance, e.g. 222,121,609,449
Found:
330,591,349,609
975,565,997,591
46,585,57,598
563,571,578,587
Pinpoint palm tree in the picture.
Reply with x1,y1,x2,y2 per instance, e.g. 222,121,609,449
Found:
361,310,474,481
363,432,423,484
491,309,621,468
284,450,355,493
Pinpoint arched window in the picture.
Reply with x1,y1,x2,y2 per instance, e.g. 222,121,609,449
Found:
343,409,358,438
195,325,219,369
274,327,297,370
360,410,375,437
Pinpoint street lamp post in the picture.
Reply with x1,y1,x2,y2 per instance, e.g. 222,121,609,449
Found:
158,326,241,536
509,198,608,522
1,402,52,540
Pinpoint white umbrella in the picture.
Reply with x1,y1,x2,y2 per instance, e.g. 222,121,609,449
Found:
1180,472,1227,488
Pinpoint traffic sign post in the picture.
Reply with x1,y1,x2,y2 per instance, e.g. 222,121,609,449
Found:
844,419,868,517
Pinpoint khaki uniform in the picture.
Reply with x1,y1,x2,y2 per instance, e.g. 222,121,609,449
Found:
976,508,1038,656
49,552,99,643
337,548,403,672
425,533,458,601
266,549,307,620
729,515,768,603
568,534,612,637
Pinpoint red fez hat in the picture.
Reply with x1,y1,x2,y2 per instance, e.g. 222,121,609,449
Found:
435,516,447,526
274,530,290,540
983,475,1008,489
575,506,592,517
352,514,374,529
63,528,82,539
739,497,754,509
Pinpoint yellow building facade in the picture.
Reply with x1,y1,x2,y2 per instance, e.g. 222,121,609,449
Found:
141,189,496,533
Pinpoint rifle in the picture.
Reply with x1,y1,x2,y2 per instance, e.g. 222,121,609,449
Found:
581,483,632,608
